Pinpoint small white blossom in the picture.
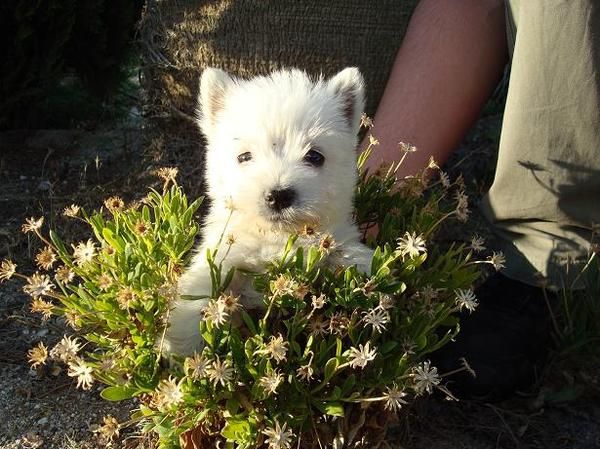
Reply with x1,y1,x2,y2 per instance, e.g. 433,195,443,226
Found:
378,294,394,310
309,315,328,336
224,197,237,211
63,204,81,218
455,191,469,222
72,240,97,266
348,342,377,369
328,312,350,336
419,285,438,302
412,360,440,395
271,274,297,297
156,167,178,184
184,353,210,380
55,266,75,283
362,308,390,332
368,134,379,146
95,415,120,443
399,141,417,153
155,376,184,408
203,299,229,327
454,289,478,312
296,363,314,381
50,335,81,362
21,217,44,233
397,232,427,258
383,385,409,412
0,259,17,282
262,420,295,449
259,370,283,395
318,234,336,255
470,235,486,252
360,113,374,129
35,246,56,270
28,342,48,368
67,357,94,390
219,293,241,313
207,357,234,387
489,251,506,271
23,273,55,298
257,334,288,363
311,294,326,310
104,196,124,213
116,287,136,310
30,298,54,320
439,171,451,188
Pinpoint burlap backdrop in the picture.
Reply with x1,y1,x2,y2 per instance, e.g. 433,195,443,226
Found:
140,0,418,126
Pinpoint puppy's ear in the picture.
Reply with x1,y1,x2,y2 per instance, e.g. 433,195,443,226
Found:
198,68,234,135
327,67,365,133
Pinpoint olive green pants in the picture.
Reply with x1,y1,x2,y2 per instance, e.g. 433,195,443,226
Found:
480,0,600,289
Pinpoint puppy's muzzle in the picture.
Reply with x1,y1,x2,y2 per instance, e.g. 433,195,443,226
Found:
265,188,296,211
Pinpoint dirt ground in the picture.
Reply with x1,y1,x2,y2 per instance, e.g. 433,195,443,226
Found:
1,114,599,449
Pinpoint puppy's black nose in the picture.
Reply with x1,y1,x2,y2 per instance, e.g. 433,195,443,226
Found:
265,188,296,211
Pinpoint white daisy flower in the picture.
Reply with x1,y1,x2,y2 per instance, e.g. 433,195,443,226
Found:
155,376,184,408
259,370,283,395
184,353,210,380
207,357,234,387
203,299,229,327
470,235,486,252
412,360,440,395
72,240,97,266
397,232,427,258
23,273,55,298
0,259,16,282
454,289,478,312
347,342,377,369
67,357,94,390
362,308,390,332
256,334,288,363
50,335,81,362
262,420,295,449
383,384,409,412
489,251,506,271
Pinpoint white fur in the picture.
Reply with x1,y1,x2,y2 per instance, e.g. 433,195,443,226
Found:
163,67,373,355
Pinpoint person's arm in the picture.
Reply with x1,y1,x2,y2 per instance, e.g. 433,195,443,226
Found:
364,0,508,176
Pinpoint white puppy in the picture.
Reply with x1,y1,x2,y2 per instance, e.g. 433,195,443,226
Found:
163,67,373,355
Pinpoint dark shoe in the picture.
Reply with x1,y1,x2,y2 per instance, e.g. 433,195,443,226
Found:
432,273,555,401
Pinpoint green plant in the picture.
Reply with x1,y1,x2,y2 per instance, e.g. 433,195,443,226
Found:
3,140,502,448
549,245,600,358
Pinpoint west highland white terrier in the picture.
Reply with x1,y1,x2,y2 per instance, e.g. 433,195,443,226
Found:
163,67,374,355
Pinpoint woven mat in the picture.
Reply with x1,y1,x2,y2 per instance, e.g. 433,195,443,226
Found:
141,0,418,121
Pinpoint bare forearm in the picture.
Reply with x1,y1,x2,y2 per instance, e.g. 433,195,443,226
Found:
365,0,508,176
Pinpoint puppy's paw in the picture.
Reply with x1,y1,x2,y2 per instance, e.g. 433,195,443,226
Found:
161,298,206,357
334,242,374,275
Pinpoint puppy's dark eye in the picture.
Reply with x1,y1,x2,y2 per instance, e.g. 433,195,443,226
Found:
303,148,325,167
237,152,253,163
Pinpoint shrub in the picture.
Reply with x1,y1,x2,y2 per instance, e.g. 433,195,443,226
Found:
3,141,502,448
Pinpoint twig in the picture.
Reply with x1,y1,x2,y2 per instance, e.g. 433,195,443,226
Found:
485,403,521,449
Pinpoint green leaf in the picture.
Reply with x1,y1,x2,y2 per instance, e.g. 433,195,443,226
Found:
295,246,304,270
221,417,253,442
321,401,345,417
49,230,70,261
415,333,428,350
102,228,125,253
381,341,398,354
324,357,340,383
241,311,258,335
100,386,137,401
